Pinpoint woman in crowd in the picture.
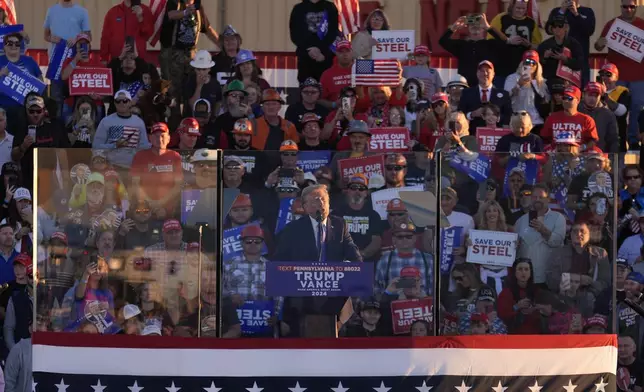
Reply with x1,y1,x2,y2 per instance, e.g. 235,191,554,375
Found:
230,49,270,91
1,188,32,254
542,133,584,207
410,319,431,336
67,96,99,148
497,258,544,334
403,78,425,128
245,82,264,118
472,200,513,293
388,106,405,128
493,111,544,180
618,165,644,244
364,9,390,33
138,281,174,336
417,92,449,150
503,50,550,132
446,263,486,315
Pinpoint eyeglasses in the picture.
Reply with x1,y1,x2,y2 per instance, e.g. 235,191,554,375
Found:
115,99,131,104
349,185,367,191
244,239,263,245
224,164,242,170
562,95,575,102
277,188,298,194
281,152,297,157
228,93,244,99
389,212,406,217
385,165,406,171
4,41,20,47
523,59,537,66
626,175,641,180
622,5,636,9
135,208,150,214
28,109,43,115
513,111,528,116
394,234,414,240
599,71,613,78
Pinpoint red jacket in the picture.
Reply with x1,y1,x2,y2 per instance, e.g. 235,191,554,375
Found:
100,2,154,63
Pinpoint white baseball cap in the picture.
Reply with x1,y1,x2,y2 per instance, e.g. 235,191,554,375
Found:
142,324,162,336
191,148,218,162
14,187,31,201
122,304,141,321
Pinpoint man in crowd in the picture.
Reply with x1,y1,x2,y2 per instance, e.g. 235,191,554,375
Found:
379,154,409,190
3,254,32,352
333,174,383,261
599,63,630,152
184,50,222,117
458,60,512,129
131,122,183,219
319,40,354,108
289,0,339,83
617,335,644,391
596,0,644,149
579,82,619,153
200,80,248,149
100,0,153,63
515,184,566,285
0,224,18,285
440,187,475,237
211,25,242,86
224,225,269,300
537,13,583,84
116,200,161,250
251,89,299,151
175,117,201,151
540,86,599,150
545,0,596,86
286,78,329,127
3,319,32,392
299,112,330,150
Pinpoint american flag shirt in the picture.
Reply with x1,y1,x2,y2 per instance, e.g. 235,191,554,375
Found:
93,113,150,168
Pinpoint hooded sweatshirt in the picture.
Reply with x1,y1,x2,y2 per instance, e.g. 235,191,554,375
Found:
289,0,340,59
579,103,619,153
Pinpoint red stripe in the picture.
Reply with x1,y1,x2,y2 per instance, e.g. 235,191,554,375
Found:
32,331,617,350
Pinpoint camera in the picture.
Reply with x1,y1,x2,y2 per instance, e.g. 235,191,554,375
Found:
133,257,152,271
466,13,483,25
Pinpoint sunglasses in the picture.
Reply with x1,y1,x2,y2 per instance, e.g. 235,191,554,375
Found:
135,208,150,214
244,239,263,245
626,175,641,180
4,41,20,47
389,212,406,217
487,185,496,191
513,111,528,116
277,188,298,193
385,165,406,171
521,191,532,196
281,152,297,157
28,109,43,115
599,71,613,78
622,5,636,9
432,101,447,107
224,164,242,170
349,185,367,191
523,59,537,66
562,95,575,102
115,99,131,104
395,234,414,240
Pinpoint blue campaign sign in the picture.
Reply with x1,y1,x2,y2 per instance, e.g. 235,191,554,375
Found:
297,151,331,173
265,261,375,297
46,39,76,81
181,189,202,224
275,197,296,234
237,300,279,336
0,25,25,54
503,158,538,196
440,227,462,275
222,221,268,261
0,63,46,104
448,153,491,183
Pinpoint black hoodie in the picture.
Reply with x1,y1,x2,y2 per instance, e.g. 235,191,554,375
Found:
289,0,340,59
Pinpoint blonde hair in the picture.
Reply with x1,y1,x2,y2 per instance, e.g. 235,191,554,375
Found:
450,111,469,136
368,86,392,101
474,200,509,232
510,112,533,132
515,60,546,89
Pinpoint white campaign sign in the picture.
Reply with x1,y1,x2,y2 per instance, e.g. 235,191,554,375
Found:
466,230,518,267
606,18,644,63
371,30,415,60
371,185,424,220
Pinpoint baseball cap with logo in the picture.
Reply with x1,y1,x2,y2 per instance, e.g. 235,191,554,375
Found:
600,63,619,77
347,173,368,187
114,90,133,101
88,172,105,185
362,301,381,311
431,92,449,104
151,122,169,134
584,82,604,95
627,271,644,284
522,49,540,63
14,187,31,201
413,45,431,56
26,95,45,109
583,314,608,331
387,198,407,212
336,40,352,52
400,266,421,278
224,155,245,167
563,86,581,100
162,219,182,233
477,286,496,303
13,253,31,267
478,60,494,70
50,231,69,245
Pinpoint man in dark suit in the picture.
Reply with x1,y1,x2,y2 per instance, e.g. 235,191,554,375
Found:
458,60,513,131
274,184,362,337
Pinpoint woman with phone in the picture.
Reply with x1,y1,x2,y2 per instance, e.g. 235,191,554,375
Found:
497,258,545,334
67,96,98,148
503,50,550,131
416,92,450,150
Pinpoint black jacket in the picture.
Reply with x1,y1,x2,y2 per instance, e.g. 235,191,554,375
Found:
537,36,584,82
289,0,339,60
457,86,513,130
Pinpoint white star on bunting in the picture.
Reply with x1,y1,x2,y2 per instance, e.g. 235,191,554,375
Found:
331,381,350,392
32,378,37,392
128,380,144,392
246,382,264,392
204,381,222,392
491,381,507,392
55,378,69,392
528,380,542,392
166,381,181,392
455,380,471,392
91,379,107,392
594,377,608,392
415,380,433,392
289,381,306,392
563,379,577,392
373,381,391,392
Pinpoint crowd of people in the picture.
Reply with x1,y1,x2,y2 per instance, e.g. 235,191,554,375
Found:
0,0,643,389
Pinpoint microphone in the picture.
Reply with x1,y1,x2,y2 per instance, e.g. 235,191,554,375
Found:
315,210,322,222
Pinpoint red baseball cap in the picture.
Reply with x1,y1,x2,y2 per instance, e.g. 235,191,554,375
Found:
522,50,539,63
187,242,200,252
478,60,494,70
162,219,182,233
430,92,449,104
151,122,169,134
584,82,603,95
600,63,618,77
13,253,31,267
336,40,352,52
583,314,608,330
50,231,69,245
400,266,421,278
413,45,431,56
563,86,581,100
470,312,489,323
386,198,407,212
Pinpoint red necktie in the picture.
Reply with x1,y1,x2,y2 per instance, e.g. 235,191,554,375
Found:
481,89,488,103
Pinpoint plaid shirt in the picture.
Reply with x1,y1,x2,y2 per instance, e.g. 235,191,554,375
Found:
374,249,434,296
223,256,269,300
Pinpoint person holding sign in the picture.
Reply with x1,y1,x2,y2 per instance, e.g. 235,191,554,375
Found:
537,13,583,84
402,45,443,100
0,32,41,111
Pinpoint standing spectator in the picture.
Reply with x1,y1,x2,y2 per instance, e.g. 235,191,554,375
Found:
0,109,13,169
489,0,543,87
61,33,104,82
92,90,150,169
402,45,443,99
289,0,339,83
322,86,369,150
298,113,331,150
537,14,583,84
494,112,544,174
416,92,449,150
540,86,599,150
130,122,183,219
503,50,550,129
67,96,98,148
579,82,619,153
0,224,18,286
211,25,241,86
599,63,630,152
458,61,512,129
184,50,222,117
252,89,299,151
100,0,154,63
617,335,644,392
0,33,42,114
497,258,543,334
3,324,31,392
224,225,269,300
285,78,329,129
229,49,270,91
158,0,219,103
545,0,596,86
439,14,506,87
3,254,32,352
319,40,354,109
515,184,566,285
596,0,644,149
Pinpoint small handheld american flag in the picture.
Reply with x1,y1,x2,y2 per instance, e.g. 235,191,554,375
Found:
351,59,402,87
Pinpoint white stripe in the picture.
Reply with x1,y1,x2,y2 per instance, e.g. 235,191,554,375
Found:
344,0,358,34
33,345,617,377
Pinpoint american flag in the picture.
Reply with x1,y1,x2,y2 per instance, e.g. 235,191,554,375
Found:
149,0,168,47
0,0,16,25
352,59,402,87
108,125,140,148
527,0,541,27
334,0,360,35
33,333,617,392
